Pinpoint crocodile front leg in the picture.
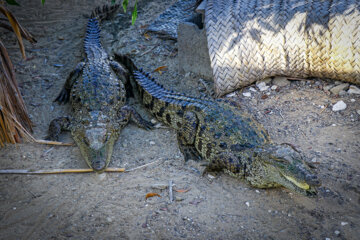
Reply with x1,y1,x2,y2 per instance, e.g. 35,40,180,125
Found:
46,116,71,141
177,111,202,162
55,62,85,103
110,60,133,98
118,105,154,130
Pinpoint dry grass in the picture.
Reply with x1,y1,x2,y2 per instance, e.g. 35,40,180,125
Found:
0,4,36,146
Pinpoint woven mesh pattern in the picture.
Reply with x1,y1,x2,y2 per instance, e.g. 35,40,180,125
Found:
205,0,360,96
147,0,196,39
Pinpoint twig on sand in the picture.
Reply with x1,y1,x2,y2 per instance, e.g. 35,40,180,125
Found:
139,45,157,56
125,159,160,172
0,168,125,174
0,159,161,175
35,139,73,146
169,180,173,203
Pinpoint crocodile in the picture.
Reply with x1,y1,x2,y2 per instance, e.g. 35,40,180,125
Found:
47,6,153,172
115,54,321,196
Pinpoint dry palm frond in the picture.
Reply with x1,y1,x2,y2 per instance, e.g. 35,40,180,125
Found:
0,5,36,59
0,5,36,146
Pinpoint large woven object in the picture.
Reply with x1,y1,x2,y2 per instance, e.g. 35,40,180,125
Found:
205,0,360,96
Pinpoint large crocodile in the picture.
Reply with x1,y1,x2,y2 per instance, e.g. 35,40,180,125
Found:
116,54,321,196
47,6,153,172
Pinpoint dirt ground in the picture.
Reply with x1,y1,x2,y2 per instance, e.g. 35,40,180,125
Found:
1,0,359,239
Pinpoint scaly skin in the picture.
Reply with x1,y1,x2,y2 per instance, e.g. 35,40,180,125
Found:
47,17,152,172
116,55,321,196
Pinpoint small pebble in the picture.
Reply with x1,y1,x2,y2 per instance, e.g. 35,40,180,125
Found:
341,222,348,226
242,92,251,97
325,238,331,240
207,174,215,179
58,36,64,40
175,197,184,202
332,100,347,112
245,202,250,207
357,110,360,115
249,87,257,92
255,190,260,193
332,124,336,126
330,83,349,95
348,85,360,94
271,85,278,90
334,230,340,235
256,82,269,92
150,119,157,124
227,92,237,97
149,141,155,145
106,217,113,223
350,99,355,102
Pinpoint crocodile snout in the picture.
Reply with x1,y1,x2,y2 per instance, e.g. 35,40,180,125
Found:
91,160,106,172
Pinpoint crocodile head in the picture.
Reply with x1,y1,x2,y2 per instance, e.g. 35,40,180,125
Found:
247,144,321,196
73,126,119,173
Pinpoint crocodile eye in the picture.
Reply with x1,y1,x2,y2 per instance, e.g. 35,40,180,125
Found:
82,119,90,125
83,137,90,145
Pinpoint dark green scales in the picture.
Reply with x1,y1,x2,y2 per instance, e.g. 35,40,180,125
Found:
116,55,321,196
47,9,152,172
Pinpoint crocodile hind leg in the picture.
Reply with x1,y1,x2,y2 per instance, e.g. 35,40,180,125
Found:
55,62,85,103
46,117,71,141
118,105,154,130
177,133,202,162
177,111,202,162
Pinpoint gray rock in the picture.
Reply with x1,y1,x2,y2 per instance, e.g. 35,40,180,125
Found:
338,90,347,97
256,81,269,91
242,92,251,97
273,77,290,87
356,110,360,115
324,84,334,91
332,100,347,112
249,87,257,92
330,83,349,95
348,85,360,94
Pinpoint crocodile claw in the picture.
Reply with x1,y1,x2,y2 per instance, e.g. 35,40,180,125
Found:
54,88,70,104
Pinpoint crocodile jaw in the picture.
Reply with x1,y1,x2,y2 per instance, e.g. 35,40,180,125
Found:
72,130,118,173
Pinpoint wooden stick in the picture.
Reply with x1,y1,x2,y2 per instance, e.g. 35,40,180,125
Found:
35,139,73,146
0,168,125,174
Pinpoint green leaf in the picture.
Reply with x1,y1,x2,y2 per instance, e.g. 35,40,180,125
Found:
131,0,137,25
5,0,20,6
41,0,46,5
111,0,116,4
122,0,128,13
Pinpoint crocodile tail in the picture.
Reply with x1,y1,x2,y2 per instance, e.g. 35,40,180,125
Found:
113,53,138,74
84,18,102,54
90,4,120,22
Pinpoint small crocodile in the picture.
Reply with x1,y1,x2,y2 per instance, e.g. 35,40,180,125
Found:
116,54,321,196
47,6,153,172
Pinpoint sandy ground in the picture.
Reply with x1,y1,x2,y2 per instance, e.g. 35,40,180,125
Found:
0,0,359,239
